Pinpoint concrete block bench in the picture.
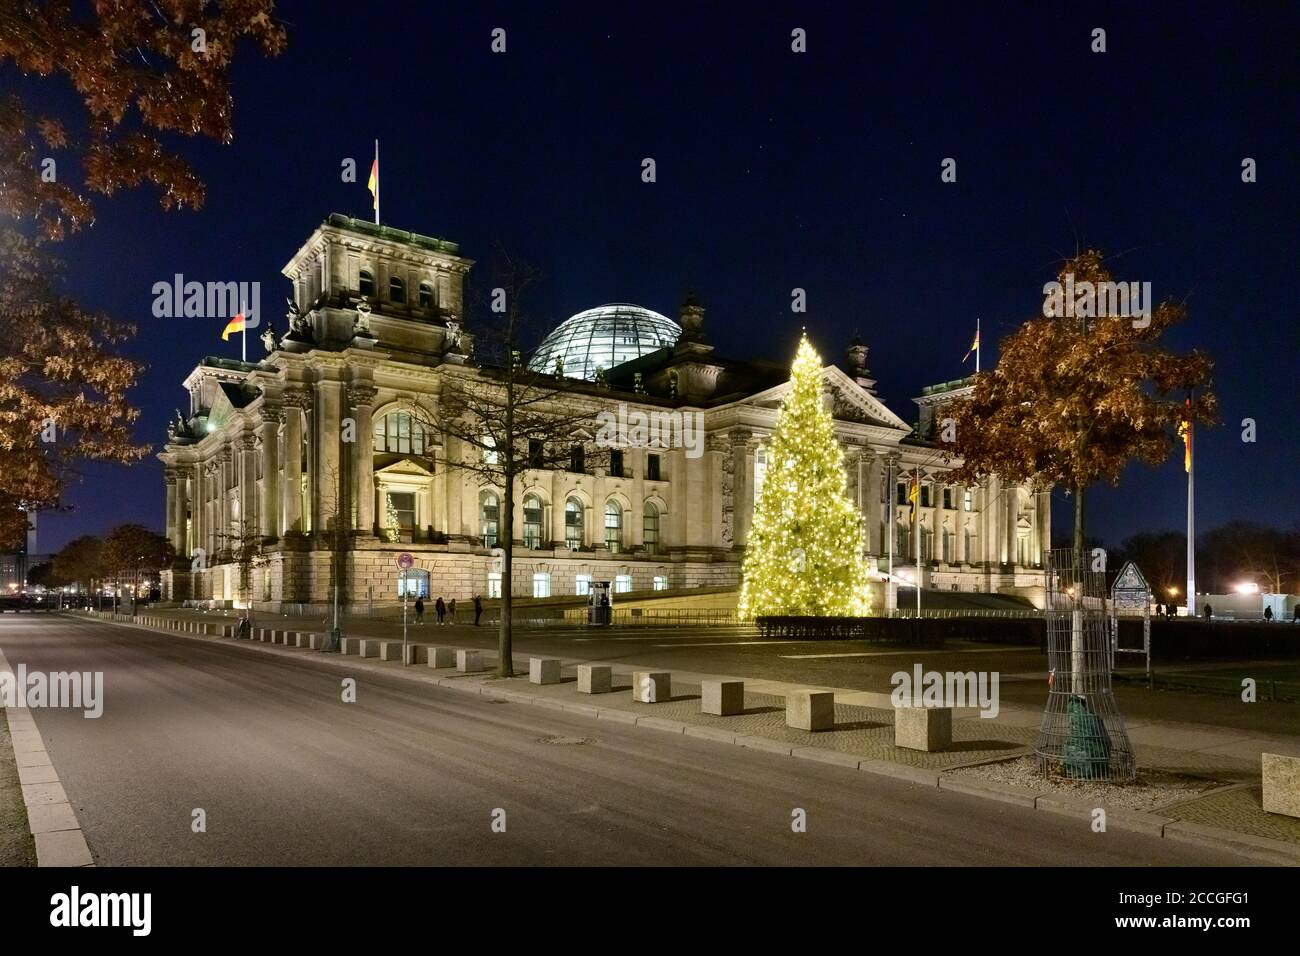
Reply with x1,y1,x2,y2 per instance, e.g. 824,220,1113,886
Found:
894,707,952,752
529,658,562,685
357,639,382,659
578,665,612,695
702,680,745,716
402,644,423,665
339,637,363,655
304,633,321,650
786,691,835,731
427,647,456,668
632,671,671,703
456,650,483,673
1263,753,1300,818
377,642,403,662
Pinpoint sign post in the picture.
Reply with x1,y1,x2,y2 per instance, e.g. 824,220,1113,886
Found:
1110,560,1152,684
397,553,414,665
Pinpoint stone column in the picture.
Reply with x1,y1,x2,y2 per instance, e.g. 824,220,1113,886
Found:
347,385,377,534
218,449,233,554
728,430,752,548
864,451,881,555
314,379,343,533
282,392,308,534
164,470,178,551
240,433,257,541
258,408,282,541
175,466,190,556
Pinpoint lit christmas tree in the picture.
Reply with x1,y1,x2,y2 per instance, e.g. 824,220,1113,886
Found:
738,335,873,617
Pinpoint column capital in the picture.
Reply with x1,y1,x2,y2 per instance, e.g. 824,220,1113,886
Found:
347,384,379,407
282,387,313,410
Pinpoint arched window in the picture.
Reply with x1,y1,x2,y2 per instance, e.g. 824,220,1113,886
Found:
419,282,434,308
523,494,543,549
479,491,499,548
372,411,425,454
359,269,374,297
565,498,584,550
643,502,660,555
389,275,405,303
604,501,623,552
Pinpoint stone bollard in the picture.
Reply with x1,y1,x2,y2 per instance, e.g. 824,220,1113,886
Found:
529,658,562,685
402,644,422,665
306,633,321,650
358,639,380,659
893,707,952,752
577,665,612,695
427,647,456,668
1262,753,1300,818
378,642,403,662
340,637,361,655
786,691,835,732
632,671,671,703
456,650,482,673
702,680,745,717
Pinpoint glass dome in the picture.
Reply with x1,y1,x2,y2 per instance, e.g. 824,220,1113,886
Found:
529,303,680,381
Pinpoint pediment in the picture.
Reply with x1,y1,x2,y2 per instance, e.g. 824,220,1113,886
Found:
376,459,435,478
741,366,909,430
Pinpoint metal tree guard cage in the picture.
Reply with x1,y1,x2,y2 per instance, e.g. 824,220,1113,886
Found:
1035,548,1136,782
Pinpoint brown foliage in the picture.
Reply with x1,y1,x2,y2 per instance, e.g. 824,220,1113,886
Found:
0,1,285,546
944,250,1217,515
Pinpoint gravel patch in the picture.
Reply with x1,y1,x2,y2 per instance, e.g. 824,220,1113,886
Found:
946,755,1223,812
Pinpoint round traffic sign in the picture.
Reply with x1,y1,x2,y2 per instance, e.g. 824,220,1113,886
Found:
397,553,414,569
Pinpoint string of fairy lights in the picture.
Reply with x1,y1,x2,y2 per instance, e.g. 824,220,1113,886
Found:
738,336,873,617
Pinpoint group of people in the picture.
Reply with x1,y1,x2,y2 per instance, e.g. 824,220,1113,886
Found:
412,594,484,626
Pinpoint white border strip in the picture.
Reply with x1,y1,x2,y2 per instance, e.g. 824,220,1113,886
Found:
0,647,94,867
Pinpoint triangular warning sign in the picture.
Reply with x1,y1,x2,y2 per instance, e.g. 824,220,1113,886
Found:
1111,560,1149,593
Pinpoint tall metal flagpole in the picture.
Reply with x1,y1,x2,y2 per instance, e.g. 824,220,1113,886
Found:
975,316,981,374
1185,391,1195,617
240,298,246,363
914,468,921,615
886,457,895,616
373,139,380,226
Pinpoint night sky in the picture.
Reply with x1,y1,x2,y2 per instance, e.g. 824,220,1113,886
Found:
33,2,1300,555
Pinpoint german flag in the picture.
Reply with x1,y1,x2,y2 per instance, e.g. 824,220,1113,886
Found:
221,312,245,341
962,327,979,363
367,155,378,211
908,472,920,508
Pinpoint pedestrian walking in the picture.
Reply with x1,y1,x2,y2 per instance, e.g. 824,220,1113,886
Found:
435,596,446,625
414,596,424,624
473,594,483,626
1264,605,1274,622
448,597,457,623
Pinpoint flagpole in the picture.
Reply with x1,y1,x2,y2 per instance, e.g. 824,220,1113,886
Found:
915,468,921,615
975,316,981,374
374,139,380,225
1185,391,1195,617
240,299,246,363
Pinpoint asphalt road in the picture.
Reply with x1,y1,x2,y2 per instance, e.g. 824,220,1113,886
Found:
1,613,1251,866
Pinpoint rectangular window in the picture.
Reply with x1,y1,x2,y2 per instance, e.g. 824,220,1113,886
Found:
609,450,624,478
964,489,974,512
646,453,661,482
652,576,667,591
943,487,954,510
897,482,907,506
387,492,416,535
575,574,591,596
615,574,632,593
483,436,499,465
527,439,544,469
532,573,551,598
920,484,931,508
569,444,585,474
487,572,502,599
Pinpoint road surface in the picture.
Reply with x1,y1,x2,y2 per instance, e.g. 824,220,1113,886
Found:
0,613,1250,866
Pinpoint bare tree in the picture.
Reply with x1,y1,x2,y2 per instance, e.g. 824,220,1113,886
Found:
407,251,606,677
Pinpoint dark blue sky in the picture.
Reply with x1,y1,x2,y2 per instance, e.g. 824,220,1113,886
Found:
34,1,1300,554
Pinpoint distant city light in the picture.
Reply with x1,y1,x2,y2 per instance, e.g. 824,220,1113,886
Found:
1234,582,1259,594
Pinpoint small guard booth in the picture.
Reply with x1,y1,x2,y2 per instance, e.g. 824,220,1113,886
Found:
587,580,613,626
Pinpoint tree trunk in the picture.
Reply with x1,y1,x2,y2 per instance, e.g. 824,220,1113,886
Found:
498,477,515,678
